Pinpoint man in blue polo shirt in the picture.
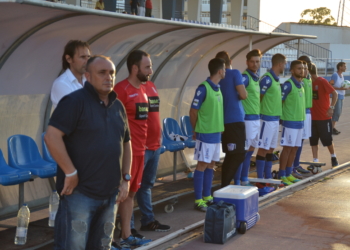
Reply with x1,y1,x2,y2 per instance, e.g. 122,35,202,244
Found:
279,60,305,186
45,55,131,250
215,51,247,187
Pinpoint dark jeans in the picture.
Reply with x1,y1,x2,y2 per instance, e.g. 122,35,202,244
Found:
54,190,119,250
131,147,161,228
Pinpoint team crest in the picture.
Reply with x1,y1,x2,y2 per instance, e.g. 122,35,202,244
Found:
197,90,201,96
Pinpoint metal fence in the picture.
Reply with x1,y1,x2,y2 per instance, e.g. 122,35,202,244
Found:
243,15,332,61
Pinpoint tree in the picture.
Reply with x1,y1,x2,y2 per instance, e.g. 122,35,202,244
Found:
299,7,337,25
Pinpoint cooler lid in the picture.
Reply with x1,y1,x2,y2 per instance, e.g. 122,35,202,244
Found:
213,185,258,199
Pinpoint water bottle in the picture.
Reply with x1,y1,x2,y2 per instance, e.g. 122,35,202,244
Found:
14,204,30,245
49,190,60,227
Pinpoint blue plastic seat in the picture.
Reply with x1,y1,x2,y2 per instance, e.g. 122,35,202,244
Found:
180,115,196,147
0,149,31,186
162,130,185,152
41,132,56,164
163,118,195,148
8,135,57,178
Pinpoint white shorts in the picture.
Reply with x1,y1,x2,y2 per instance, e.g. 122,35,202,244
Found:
258,120,279,150
280,127,303,147
245,120,260,148
193,140,221,163
302,113,312,139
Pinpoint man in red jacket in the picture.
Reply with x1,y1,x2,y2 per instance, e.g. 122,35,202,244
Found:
145,0,152,17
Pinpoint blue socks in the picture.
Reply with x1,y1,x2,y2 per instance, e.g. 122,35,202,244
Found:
241,151,254,182
194,170,204,200
264,161,272,179
286,166,292,176
256,155,266,179
278,169,286,178
203,168,214,197
293,140,304,167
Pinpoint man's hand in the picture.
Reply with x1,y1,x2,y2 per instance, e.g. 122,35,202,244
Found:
326,108,334,117
116,180,129,204
61,174,79,196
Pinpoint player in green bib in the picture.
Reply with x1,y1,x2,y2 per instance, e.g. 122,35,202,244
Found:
292,56,314,179
189,58,225,212
279,60,305,186
235,49,262,186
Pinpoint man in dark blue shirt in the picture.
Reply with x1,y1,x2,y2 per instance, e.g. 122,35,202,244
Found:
215,51,247,187
45,55,131,250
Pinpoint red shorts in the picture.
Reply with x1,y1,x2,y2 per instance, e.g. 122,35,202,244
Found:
130,155,144,192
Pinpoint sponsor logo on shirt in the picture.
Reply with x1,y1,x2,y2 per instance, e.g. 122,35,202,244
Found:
197,90,202,96
193,99,199,106
262,86,267,92
129,93,138,98
266,78,271,84
135,103,148,120
148,96,160,112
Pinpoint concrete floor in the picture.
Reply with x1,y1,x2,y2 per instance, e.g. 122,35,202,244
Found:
1,99,350,249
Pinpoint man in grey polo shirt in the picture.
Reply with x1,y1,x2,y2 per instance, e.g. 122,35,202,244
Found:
50,40,91,108
329,62,349,135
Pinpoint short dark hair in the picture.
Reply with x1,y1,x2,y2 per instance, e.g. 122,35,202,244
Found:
215,51,231,67
298,55,312,64
337,62,346,70
126,50,150,73
62,40,90,70
208,58,225,76
271,53,286,66
290,60,303,71
309,63,317,75
86,55,112,72
246,49,262,61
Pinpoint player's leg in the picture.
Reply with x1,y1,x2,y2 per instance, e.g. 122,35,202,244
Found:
320,119,339,167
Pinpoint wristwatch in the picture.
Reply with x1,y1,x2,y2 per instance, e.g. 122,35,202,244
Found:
123,173,131,182
330,106,335,109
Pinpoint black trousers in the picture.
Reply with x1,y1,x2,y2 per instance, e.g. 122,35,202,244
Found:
221,152,245,188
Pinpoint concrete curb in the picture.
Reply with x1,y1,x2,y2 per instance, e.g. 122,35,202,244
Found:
137,161,350,250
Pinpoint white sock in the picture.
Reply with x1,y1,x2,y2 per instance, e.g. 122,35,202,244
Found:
313,158,319,162
331,154,336,157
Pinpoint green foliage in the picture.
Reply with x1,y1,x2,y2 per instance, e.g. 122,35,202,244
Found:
299,7,337,26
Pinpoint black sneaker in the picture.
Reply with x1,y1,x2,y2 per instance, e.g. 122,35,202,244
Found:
331,157,339,167
140,220,171,232
131,228,145,239
332,128,340,135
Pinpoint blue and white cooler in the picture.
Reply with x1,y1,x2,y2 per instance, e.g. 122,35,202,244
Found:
213,185,260,234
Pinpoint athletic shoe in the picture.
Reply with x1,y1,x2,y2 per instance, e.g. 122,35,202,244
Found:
203,195,214,206
255,183,266,189
120,235,152,247
295,166,312,176
140,220,171,232
131,228,145,239
286,174,301,183
194,199,208,212
331,157,339,167
291,171,304,180
280,176,293,186
332,128,340,135
111,241,130,250
241,181,255,186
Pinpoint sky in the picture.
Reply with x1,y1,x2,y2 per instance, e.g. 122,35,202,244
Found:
260,0,342,28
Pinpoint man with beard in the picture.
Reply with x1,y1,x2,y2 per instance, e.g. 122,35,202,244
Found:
278,60,305,185
114,50,152,248
235,49,262,186
256,53,285,181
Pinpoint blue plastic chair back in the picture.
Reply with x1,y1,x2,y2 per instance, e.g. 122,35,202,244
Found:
42,132,56,164
8,135,56,178
163,118,184,140
180,116,193,138
8,135,43,166
161,130,185,152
